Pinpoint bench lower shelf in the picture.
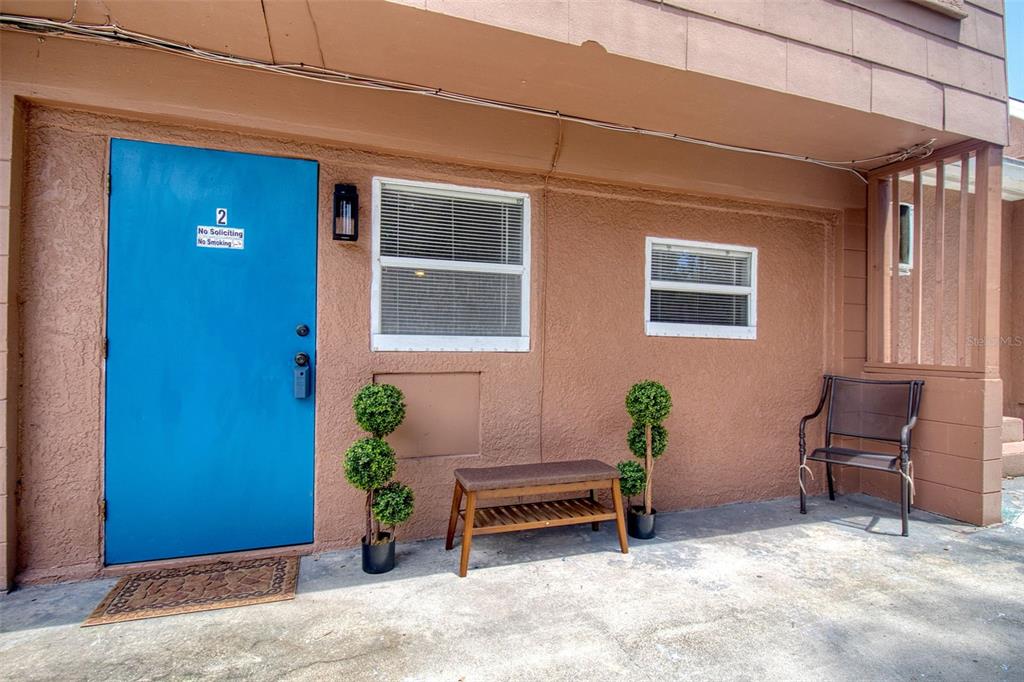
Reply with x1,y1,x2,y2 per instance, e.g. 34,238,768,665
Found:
446,473,629,576
460,497,617,535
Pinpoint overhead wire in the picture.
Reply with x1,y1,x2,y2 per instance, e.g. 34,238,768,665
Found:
0,14,938,183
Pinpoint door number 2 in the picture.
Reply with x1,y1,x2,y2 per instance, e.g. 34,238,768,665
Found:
216,208,228,225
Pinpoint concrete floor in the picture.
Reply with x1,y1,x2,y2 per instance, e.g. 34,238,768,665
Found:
2,485,1023,681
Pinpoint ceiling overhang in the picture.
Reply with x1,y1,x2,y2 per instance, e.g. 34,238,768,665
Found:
0,0,974,170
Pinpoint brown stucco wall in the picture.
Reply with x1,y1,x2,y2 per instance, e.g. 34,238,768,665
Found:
540,185,834,510
0,97,27,591
1000,200,1012,416
0,30,867,213
1006,114,1024,160
852,145,1005,526
0,4,1009,590
14,105,840,584
1004,199,1024,420
1004,113,1024,419
0,24,874,587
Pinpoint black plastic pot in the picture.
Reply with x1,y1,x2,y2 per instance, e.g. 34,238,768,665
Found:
627,506,657,539
361,533,396,574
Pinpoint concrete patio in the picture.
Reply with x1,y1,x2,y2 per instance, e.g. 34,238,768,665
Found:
2,485,1023,681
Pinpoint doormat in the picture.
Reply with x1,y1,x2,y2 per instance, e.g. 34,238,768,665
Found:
83,556,299,626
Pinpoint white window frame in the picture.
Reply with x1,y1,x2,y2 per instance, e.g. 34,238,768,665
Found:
371,177,531,352
644,236,758,340
897,201,914,275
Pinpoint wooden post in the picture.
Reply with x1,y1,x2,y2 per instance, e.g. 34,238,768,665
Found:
910,166,923,363
933,160,945,364
445,481,463,550
459,491,477,577
611,479,629,554
870,177,893,364
644,423,653,515
890,173,901,362
956,152,970,365
973,145,1002,374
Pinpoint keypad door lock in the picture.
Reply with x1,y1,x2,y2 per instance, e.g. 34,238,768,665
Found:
293,352,312,398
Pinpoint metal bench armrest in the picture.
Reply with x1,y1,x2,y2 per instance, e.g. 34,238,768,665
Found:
899,416,918,461
899,381,924,461
799,376,833,460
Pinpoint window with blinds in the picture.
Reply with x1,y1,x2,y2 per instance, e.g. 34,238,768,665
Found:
645,237,757,339
371,178,531,351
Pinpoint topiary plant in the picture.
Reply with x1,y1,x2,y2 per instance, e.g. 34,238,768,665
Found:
626,380,672,425
617,459,647,507
627,423,668,459
344,438,397,492
625,380,672,515
372,481,415,530
354,383,407,438
345,384,415,545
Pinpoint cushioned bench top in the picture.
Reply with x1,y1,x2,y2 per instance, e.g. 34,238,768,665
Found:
454,459,618,491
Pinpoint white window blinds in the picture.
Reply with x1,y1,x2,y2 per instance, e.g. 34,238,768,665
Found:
645,237,757,340
372,179,530,351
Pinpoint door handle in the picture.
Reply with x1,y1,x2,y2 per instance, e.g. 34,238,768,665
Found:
293,353,312,398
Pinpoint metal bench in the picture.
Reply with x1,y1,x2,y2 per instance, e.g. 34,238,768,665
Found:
444,459,629,576
799,375,924,536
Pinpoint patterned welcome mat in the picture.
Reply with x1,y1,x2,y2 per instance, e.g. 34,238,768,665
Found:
84,556,299,626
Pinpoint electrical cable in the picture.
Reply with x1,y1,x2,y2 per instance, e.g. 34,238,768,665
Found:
0,14,938,183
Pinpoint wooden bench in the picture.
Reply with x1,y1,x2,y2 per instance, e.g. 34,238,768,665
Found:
444,459,629,576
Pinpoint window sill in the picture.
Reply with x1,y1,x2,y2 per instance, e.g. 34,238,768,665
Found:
645,322,757,340
372,335,530,352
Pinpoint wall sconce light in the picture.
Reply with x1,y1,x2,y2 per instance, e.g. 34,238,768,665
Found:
333,184,359,241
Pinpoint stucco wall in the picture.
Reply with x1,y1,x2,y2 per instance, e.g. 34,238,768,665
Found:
0,97,27,591
1004,114,1023,419
540,184,833,510
1,1,1008,590
14,105,838,583
1004,199,1024,420
850,146,1004,526
1006,113,1024,160
16,110,107,578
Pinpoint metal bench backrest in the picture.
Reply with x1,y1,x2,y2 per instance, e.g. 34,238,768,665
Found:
826,376,924,445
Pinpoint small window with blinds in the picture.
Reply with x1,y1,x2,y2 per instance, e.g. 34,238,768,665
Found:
645,237,757,340
371,178,531,351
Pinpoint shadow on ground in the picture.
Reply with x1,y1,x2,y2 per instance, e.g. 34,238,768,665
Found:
297,489,1011,593
1,486,1021,681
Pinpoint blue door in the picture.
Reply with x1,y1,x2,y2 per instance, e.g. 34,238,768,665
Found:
105,139,318,564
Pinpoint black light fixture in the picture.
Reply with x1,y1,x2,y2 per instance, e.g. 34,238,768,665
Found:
333,184,359,241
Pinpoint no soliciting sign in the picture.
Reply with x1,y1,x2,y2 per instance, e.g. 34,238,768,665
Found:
196,225,245,250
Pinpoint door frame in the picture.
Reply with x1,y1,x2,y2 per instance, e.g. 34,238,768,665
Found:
100,136,321,566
